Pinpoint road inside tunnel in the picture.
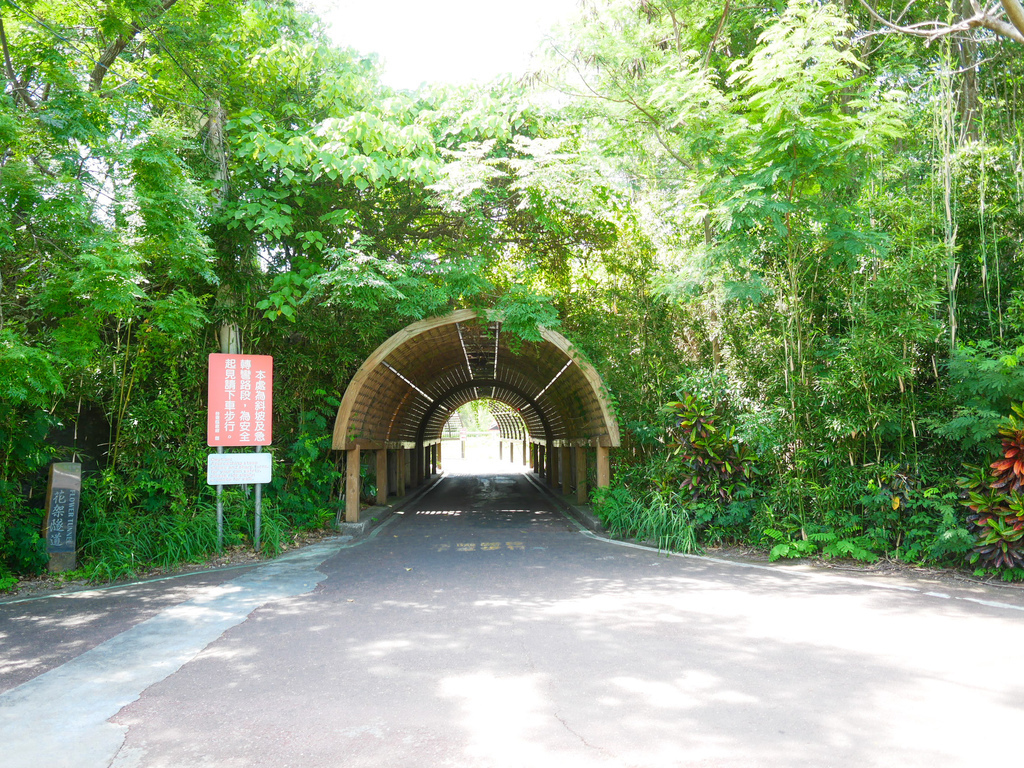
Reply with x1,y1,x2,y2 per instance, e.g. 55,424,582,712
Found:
392,463,576,538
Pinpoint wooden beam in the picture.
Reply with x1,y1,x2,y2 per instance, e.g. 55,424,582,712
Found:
596,445,611,488
346,446,361,523
397,449,407,497
576,447,588,504
333,309,477,450
376,449,388,505
539,326,622,447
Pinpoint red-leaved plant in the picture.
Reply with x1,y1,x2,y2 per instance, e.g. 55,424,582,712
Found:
662,393,757,502
959,403,1024,571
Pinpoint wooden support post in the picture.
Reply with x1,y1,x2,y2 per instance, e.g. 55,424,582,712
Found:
398,449,407,497
411,445,420,488
596,445,611,488
509,440,514,463
432,443,438,475
522,439,528,466
388,449,397,494
550,442,559,487
499,441,503,461
376,449,388,505
561,445,572,496
346,446,361,523
576,447,588,504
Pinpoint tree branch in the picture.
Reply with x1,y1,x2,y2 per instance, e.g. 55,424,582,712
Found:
999,0,1024,39
0,10,36,108
89,0,179,93
703,0,731,70
856,0,1024,44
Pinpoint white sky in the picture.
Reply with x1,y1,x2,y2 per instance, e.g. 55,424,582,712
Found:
307,0,582,90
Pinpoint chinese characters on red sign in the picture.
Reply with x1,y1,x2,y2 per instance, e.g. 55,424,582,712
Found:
207,354,273,446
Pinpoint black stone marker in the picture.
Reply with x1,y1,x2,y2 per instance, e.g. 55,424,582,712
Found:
45,462,82,572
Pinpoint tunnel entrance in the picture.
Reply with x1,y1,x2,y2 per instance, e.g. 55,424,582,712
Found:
332,309,620,522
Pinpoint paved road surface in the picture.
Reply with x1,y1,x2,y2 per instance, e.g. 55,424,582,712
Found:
3,466,1024,767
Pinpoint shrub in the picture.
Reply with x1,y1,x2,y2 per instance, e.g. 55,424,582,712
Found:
959,403,1024,574
662,392,758,502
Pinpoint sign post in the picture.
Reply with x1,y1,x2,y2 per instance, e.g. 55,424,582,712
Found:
45,463,82,572
207,353,273,551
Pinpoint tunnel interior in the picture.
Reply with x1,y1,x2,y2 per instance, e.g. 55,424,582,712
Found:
332,309,619,522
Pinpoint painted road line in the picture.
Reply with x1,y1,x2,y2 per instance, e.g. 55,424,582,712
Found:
445,541,527,552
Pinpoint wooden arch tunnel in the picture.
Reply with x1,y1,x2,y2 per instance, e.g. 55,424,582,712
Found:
332,309,621,522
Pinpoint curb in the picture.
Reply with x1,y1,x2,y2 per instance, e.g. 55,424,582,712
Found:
337,473,445,538
522,471,607,536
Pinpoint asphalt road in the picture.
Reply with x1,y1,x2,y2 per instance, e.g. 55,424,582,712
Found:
3,464,1024,767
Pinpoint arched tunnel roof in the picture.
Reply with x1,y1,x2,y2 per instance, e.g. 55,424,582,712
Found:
488,403,528,440
332,309,620,450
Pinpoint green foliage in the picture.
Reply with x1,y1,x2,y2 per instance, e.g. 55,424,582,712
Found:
0,332,64,406
2,508,49,576
936,337,1024,453
488,286,562,346
592,485,700,554
77,482,284,581
756,469,973,565
269,392,342,529
593,424,758,553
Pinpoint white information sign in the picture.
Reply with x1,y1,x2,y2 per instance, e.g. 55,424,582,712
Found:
207,453,272,485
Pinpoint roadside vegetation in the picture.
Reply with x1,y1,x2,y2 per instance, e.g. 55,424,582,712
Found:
2,0,1023,587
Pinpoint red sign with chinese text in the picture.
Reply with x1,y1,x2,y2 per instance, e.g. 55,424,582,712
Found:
207,354,273,446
